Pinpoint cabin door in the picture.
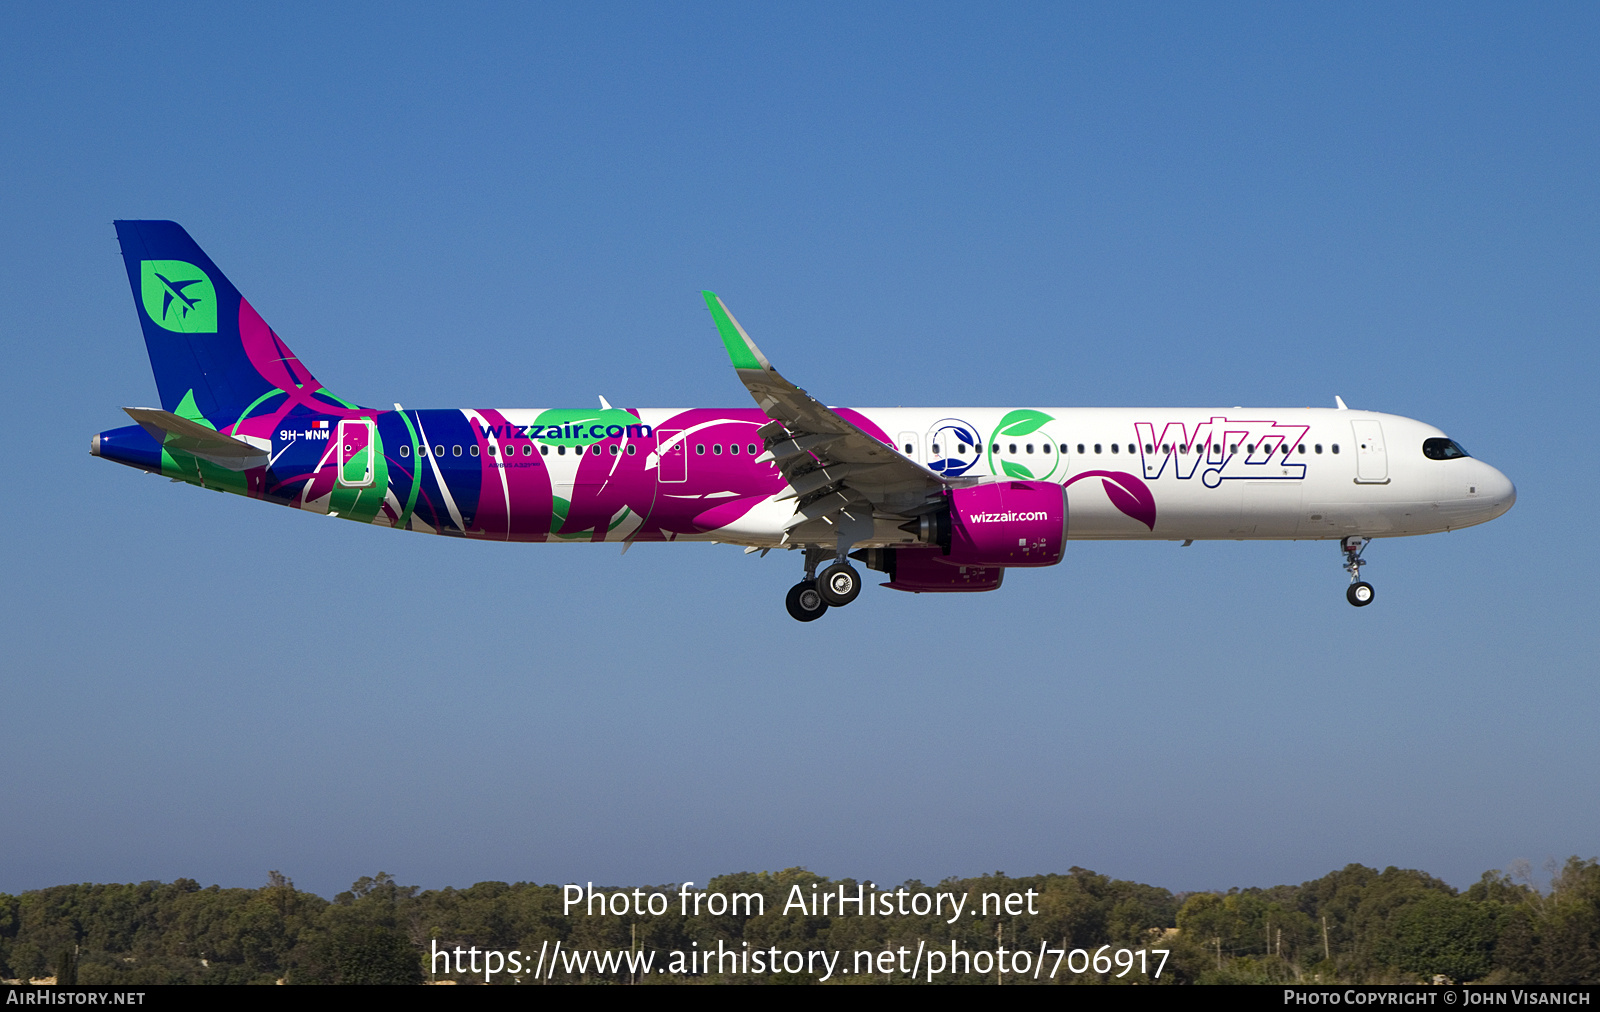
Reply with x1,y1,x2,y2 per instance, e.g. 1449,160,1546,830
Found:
336,419,375,487
1351,420,1389,483
656,430,687,483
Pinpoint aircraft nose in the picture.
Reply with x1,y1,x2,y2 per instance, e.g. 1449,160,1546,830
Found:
1479,462,1515,519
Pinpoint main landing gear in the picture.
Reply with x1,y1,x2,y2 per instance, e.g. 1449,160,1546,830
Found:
785,581,828,622
1341,536,1375,607
785,547,864,621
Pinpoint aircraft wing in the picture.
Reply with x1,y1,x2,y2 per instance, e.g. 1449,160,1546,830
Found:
703,292,960,531
123,407,271,471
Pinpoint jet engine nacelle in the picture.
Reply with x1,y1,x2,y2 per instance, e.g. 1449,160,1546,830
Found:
861,480,1066,592
877,547,1004,593
947,480,1067,566
900,480,1068,567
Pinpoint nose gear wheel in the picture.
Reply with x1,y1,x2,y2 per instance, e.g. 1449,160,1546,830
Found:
1341,537,1374,607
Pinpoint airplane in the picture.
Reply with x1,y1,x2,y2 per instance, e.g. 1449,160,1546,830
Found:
150,270,206,325
93,221,1516,620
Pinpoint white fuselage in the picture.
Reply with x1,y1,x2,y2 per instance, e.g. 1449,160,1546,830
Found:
592,405,1515,546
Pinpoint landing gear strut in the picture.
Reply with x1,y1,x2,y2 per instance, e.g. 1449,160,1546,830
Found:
1341,536,1374,607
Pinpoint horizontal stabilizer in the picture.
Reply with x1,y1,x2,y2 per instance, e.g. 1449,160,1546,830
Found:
122,407,270,471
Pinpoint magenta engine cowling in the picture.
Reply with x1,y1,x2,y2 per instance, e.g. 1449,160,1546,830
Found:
864,480,1068,593
883,548,1004,593
945,480,1067,567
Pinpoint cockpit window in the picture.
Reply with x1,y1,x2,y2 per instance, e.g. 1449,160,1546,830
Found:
1422,437,1470,460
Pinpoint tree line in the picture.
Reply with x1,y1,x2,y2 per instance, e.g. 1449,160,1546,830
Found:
1,860,1595,984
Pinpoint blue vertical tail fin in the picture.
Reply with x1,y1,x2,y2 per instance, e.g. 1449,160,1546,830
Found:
113,220,344,430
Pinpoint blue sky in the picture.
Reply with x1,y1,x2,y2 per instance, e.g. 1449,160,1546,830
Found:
1,3,1595,899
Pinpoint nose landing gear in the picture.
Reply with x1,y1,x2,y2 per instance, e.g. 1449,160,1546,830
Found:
1342,536,1375,607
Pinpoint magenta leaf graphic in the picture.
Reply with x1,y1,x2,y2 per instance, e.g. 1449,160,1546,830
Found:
1064,470,1157,530
692,495,767,533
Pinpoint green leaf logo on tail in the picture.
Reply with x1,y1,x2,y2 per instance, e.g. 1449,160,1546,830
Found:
141,260,217,333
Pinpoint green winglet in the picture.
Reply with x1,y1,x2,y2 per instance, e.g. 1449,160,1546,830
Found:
702,291,769,372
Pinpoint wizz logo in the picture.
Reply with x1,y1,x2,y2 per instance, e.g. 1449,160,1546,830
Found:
140,260,217,334
1133,417,1308,487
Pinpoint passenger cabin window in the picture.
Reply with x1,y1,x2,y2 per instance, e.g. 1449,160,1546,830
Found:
1077,444,1085,454
1110,444,1118,454
400,445,410,457
904,443,914,453
696,444,705,454
434,444,445,457
713,444,722,455
628,445,637,455
540,445,549,455
1094,444,1101,454
1422,437,1471,460
1009,443,1017,454
1332,444,1340,454
932,443,940,454
470,445,479,456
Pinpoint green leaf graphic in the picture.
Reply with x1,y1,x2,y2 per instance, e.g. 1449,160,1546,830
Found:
140,261,217,334
997,409,1053,437
533,408,639,446
1001,460,1036,479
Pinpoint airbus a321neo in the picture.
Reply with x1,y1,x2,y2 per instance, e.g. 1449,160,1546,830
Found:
94,221,1516,620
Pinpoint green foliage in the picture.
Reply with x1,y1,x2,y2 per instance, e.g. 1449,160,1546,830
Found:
1381,892,1497,982
1492,858,1600,984
290,927,422,985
